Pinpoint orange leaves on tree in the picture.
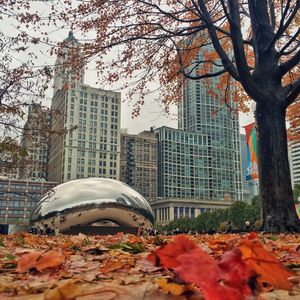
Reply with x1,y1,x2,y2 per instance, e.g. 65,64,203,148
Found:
239,239,293,290
165,35,206,84
17,250,65,273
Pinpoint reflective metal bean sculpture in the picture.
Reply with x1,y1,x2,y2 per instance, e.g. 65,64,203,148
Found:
30,178,154,233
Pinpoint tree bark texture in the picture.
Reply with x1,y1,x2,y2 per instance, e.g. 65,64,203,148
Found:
256,102,300,232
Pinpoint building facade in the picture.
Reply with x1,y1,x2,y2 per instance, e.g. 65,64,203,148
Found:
151,197,232,225
19,102,51,181
156,126,211,199
0,138,20,179
0,178,57,224
120,130,157,201
290,141,300,186
48,32,121,183
178,47,242,201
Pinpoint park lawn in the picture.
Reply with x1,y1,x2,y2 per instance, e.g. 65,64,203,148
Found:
0,232,299,299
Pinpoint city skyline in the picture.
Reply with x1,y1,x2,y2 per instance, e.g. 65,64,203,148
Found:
0,16,254,137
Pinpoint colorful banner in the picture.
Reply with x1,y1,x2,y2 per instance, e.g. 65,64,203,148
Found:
296,204,300,219
244,122,258,180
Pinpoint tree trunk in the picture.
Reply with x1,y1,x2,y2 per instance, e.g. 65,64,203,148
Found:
255,102,300,233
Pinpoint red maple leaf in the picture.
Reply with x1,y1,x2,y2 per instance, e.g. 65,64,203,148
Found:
148,235,256,300
147,235,197,268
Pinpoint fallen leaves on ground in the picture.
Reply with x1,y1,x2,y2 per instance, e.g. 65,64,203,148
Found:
239,239,293,290
0,232,299,299
16,250,65,273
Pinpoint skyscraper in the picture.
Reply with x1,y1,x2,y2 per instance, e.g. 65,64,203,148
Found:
290,140,300,186
178,48,242,201
120,130,157,201
156,126,209,198
48,32,121,183
19,102,51,181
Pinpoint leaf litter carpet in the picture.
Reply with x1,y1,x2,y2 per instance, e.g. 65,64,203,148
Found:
0,232,299,300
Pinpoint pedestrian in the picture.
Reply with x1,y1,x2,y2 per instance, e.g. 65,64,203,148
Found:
54,226,60,236
44,224,51,235
245,220,252,232
226,221,233,233
39,224,44,235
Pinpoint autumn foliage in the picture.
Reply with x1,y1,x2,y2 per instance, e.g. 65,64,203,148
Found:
0,232,299,299
16,250,65,273
148,235,294,300
287,100,300,143
38,0,300,231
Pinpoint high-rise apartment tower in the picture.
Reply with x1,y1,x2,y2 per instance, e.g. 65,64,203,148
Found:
48,32,121,183
178,46,242,201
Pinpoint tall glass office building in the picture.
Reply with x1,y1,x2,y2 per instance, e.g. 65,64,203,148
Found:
178,48,242,201
156,126,210,198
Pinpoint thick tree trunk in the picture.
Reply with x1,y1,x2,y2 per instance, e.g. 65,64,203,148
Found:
256,102,300,233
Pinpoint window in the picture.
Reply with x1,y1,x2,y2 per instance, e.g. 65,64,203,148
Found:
174,207,178,220
179,207,184,218
185,207,189,217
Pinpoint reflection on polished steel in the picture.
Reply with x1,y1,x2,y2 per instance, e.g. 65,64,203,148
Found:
30,178,154,233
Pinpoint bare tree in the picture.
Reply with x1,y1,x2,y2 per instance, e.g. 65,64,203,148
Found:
0,0,77,171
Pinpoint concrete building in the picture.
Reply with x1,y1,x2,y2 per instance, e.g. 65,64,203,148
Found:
0,178,57,224
178,47,242,201
0,137,20,179
19,103,51,181
120,130,157,201
151,198,232,226
290,140,300,186
48,32,121,183
240,134,259,201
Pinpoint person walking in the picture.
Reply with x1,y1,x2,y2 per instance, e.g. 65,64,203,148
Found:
226,221,233,233
54,226,60,236
245,221,252,232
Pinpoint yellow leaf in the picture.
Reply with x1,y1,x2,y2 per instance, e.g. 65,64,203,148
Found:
44,279,82,300
156,278,187,296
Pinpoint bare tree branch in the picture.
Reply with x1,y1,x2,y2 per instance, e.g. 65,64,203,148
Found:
197,0,239,81
227,0,260,99
280,50,300,76
278,28,300,56
269,0,299,47
285,77,300,107
268,0,276,31
172,38,228,80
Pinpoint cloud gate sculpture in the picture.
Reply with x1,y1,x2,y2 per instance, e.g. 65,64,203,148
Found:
30,178,154,233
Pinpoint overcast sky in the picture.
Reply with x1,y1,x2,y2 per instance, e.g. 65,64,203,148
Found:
2,1,254,135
